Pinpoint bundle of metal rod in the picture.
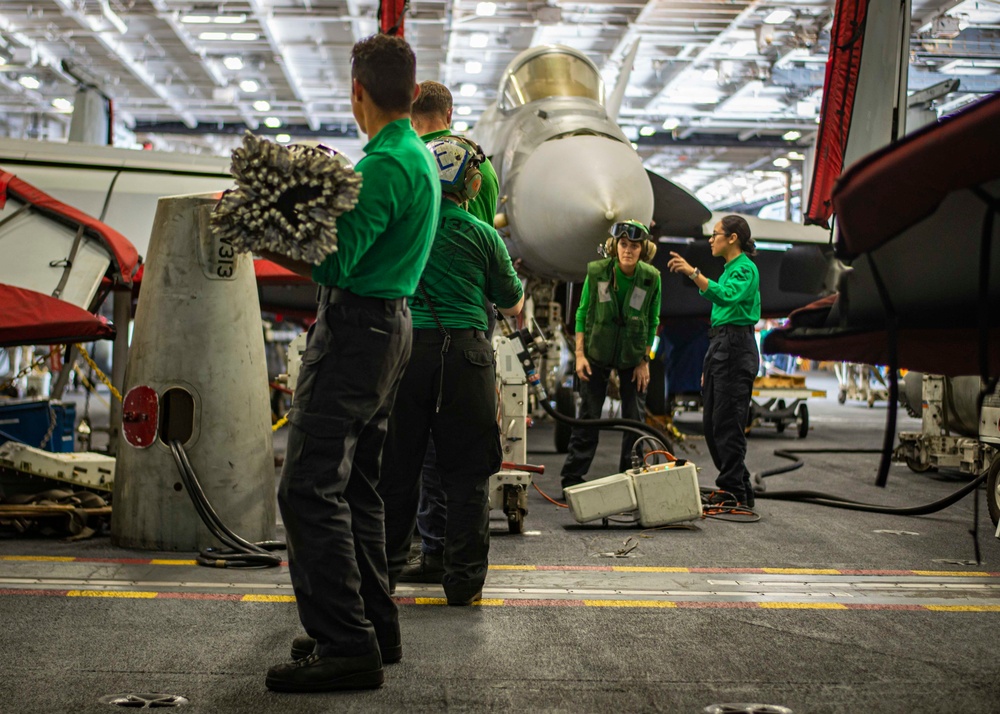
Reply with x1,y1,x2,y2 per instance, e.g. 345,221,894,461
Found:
210,132,362,264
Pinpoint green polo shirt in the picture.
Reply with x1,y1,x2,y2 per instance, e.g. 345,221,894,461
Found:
410,200,523,331
700,252,761,327
420,128,499,227
312,119,441,298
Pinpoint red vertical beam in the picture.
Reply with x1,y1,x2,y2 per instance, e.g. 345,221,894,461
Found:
805,0,870,228
379,0,408,36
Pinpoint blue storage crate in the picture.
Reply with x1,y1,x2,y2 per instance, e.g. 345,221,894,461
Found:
0,399,76,453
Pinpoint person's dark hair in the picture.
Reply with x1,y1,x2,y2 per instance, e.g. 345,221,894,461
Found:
412,80,453,120
350,34,416,114
720,214,756,256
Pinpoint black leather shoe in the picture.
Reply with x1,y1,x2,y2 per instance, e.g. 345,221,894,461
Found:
291,635,402,664
446,588,483,607
265,652,383,693
397,552,444,584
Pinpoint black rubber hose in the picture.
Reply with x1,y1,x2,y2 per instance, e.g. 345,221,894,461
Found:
754,446,989,515
169,440,285,568
537,394,671,451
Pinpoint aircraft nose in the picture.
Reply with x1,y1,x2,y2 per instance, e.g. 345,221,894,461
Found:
506,134,654,281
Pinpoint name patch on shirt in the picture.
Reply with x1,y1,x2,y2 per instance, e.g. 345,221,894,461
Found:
629,287,647,311
598,281,611,303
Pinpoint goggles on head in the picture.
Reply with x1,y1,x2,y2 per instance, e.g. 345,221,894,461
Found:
610,220,650,242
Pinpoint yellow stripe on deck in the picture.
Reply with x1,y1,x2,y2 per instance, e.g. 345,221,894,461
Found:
66,590,158,599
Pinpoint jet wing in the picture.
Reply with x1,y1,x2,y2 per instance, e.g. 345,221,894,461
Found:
646,169,712,237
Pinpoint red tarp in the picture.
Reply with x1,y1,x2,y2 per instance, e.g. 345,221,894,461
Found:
0,284,115,348
832,91,1000,259
0,169,139,285
804,0,869,228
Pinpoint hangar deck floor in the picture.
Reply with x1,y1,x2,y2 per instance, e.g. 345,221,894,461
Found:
1,371,998,714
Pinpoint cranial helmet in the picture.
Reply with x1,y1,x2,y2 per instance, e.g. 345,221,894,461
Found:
427,136,483,203
604,219,656,261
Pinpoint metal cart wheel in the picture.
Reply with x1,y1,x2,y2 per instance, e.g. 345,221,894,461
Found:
796,404,809,439
838,389,847,404
505,485,525,534
905,457,934,474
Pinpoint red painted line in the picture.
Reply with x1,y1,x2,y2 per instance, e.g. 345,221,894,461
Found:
674,601,759,608
0,588,69,597
392,597,418,605
155,592,244,601
507,599,586,607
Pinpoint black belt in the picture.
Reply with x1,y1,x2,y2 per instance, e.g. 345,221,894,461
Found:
412,327,486,341
317,286,407,312
708,324,754,338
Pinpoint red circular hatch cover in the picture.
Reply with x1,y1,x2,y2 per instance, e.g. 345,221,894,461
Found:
122,385,159,448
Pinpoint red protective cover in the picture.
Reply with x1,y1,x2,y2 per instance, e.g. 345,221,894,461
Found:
0,284,115,348
0,169,139,284
379,0,408,35
804,0,869,228
122,385,159,448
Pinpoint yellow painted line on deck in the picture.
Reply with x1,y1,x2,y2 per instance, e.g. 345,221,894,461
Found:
489,565,536,571
758,602,848,609
414,597,448,605
762,568,843,575
150,559,198,566
583,600,678,608
242,594,296,603
66,590,158,599
923,604,1000,612
612,566,690,573
911,571,993,577
475,599,506,606
0,555,75,562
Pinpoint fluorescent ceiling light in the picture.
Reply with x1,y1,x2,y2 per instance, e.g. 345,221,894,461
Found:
456,105,472,116
476,2,497,16
702,67,719,81
264,117,282,128
240,79,260,93
773,157,791,168
763,8,794,25
253,100,271,111
788,151,805,160
465,60,483,74
728,40,757,57
782,130,801,141
182,14,212,23
662,117,680,130
470,33,489,48
460,83,477,97
275,133,291,143
639,126,656,136
52,97,73,111
223,56,243,70
18,76,40,90
199,31,228,41
453,120,470,132
230,32,258,41
214,14,247,24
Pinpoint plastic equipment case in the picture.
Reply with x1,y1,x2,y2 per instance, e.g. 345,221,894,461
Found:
0,399,76,453
564,472,637,523
564,462,702,526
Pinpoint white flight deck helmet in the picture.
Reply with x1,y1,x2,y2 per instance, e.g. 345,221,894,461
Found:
427,137,483,203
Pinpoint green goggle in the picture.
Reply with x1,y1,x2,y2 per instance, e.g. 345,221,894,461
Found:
611,221,649,242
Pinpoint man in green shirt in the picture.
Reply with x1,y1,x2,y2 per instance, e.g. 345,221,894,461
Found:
561,221,661,490
379,137,523,606
398,80,503,585
263,34,440,693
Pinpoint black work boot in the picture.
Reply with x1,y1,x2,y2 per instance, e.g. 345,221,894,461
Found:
265,651,383,693
397,552,444,584
291,634,402,664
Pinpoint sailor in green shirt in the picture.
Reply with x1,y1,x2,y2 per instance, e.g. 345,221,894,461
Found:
561,220,661,490
667,214,761,509
262,34,439,694
378,137,524,606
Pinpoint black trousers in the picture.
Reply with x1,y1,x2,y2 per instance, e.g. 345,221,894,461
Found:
560,363,645,488
379,331,501,600
702,326,759,503
278,297,411,658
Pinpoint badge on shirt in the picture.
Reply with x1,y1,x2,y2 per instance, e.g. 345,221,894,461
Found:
598,281,611,303
629,287,647,310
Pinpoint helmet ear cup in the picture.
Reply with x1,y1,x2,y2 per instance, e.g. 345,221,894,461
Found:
463,164,482,203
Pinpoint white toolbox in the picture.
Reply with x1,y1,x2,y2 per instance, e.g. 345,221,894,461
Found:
630,462,702,526
563,472,637,523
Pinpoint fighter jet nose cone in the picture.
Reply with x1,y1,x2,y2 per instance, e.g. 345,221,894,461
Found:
506,135,653,281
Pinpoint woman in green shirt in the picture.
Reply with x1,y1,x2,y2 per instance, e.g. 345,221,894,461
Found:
667,214,760,507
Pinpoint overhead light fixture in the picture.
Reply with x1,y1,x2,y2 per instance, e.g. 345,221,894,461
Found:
470,33,489,49
199,31,228,41
773,157,791,168
275,133,291,143
214,14,247,24
223,56,243,70
453,120,470,132
99,0,128,34
702,67,719,81
476,2,497,16
788,151,805,160
181,14,213,23
456,105,472,116
763,8,794,25
18,76,40,90
230,32,258,41
465,60,483,74
639,126,656,136
52,97,73,111
240,79,260,93
264,117,282,128
782,130,801,141
253,100,271,111
662,117,680,130
459,83,477,97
